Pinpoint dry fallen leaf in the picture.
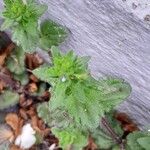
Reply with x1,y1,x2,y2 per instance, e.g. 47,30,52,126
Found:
19,94,33,108
0,80,6,92
19,109,28,120
25,53,43,70
84,135,97,150
115,113,139,132
29,74,39,83
5,113,24,137
28,82,38,93
26,106,37,117
5,113,19,132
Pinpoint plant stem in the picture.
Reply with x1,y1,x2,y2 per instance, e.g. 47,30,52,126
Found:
101,117,125,150
101,117,121,143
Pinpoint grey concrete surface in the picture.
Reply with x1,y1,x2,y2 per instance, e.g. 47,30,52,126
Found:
0,0,150,128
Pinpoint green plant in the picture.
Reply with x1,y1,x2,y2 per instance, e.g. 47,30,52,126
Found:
1,1,148,150
91,112,124,150
126,131,150,150
1,0,67,86
1,0,47,51
1,0,67,52
5,46,30,85
0,90,19,110
52,128,88,150
39,20,68,51
34,46,131,149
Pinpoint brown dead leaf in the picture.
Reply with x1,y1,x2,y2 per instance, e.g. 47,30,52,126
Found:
19,94,33,108
19,109,28,120
0,80,6,92
37,119,45,130
29,74,39,83
26,106,36,117
5,113,24,137
26,53,43,70
28,82,38,93
31,115,41,133
84,135,97,150
42,91,51,102
115,113,139,132
123,124,139,132
0,42,15,66
5,113,19,132
0,53,7,66
43,128,51,137
10,145,23,150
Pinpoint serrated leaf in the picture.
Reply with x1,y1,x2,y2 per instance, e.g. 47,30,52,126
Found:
91,127,114,149
48,78,104,130
39,20,67,50
105,111,123,136
31,4,48,17
12,25,38,52
52,127,88,150
137,137,150,150
1,0,47,52
0,90,19,110
37,102,73,129
98,77,131,112
127,131,147,150
0,19,14,31
33,47,89,83
34,48,131,131
6,46,25,74
33,65,57,84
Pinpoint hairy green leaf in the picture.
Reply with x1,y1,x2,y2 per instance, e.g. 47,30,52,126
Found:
137,137,150,150
127,131,149,150
37,102,73,129
33,46,90,83
98,77,131,112
52,127,88,150
6,47,25,74
105,111,123,136
34,48,131,130
0,90,19,110
1,0,47,51
39,20,67,50
91,127,114,149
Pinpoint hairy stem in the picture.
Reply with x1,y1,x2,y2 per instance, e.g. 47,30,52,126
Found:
101,117,125,150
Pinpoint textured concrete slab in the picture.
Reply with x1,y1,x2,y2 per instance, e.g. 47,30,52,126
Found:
0,0,150,128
